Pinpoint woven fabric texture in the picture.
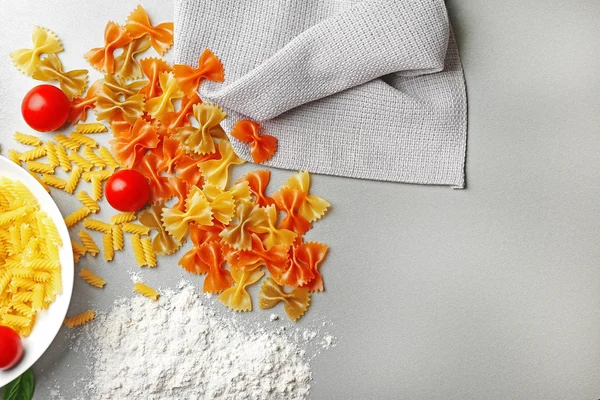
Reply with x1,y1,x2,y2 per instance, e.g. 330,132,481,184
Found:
173,0,467,188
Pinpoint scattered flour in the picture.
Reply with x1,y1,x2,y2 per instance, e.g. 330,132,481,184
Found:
67,281,334,400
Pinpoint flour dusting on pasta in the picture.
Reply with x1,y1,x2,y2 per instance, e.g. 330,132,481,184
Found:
66,281,335,400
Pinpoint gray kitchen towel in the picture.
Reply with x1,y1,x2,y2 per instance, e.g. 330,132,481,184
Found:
173,0,467,188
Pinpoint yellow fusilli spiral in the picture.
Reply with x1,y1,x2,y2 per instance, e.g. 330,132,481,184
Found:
103,232,114,261
14,132,41,146
64,165,82,194
78,230,99,256
82,170,111,182
75,123,107,134
40,174,66,189
70,132,97,148
111,225,124,251
19,146,46,162
64,310,96,328
141,237,156,267
55,143,71,171
130,234,146,266
79,268,106,288
8,149,21,164
45,142,59,167
110,212,136,225
68,151,93,171
54,134,80,151
64,206,91,227
133,282,159,301
76,191,100,213
121,223,150,236
83,218,112,234
98,146,120,170
91,175,103,201
82,146,106,168
26,161,54,174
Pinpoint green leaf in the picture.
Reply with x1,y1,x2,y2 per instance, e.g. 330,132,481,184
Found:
2,369,35,400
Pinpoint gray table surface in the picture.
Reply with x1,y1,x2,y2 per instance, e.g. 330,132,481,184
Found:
2,1,600,399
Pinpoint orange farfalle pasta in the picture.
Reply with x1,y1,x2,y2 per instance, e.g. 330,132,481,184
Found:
84,21,132,73
138,203,182,255
146,72,184,118
280,171,330,223
174,154,211,187
114,36,152,80
151,136,184,174
176,103,226,155
277,242,315,288
235,234,289,278
11,26,63,76
135,153,174,204
218,268,264,312
173,48,224,97
161,187,213,241
125,5,174,56
139,57,172,100
32,54,88,101
230,120,278,164
158,92,200,134
178,223,220,274
168,176,190,211
238,170,275,207
198,241,233,293
69,80,103,124
251,205,297,249
95,84,145,125
273,186,312,236
199,140,245,189
259,277,311,322
297,242,329,292
219,201,268,251
110,117,159,168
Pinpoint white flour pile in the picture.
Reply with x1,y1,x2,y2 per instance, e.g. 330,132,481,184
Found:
70,281,334,400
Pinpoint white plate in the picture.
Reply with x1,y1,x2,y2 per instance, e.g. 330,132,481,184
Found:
0,155,73,387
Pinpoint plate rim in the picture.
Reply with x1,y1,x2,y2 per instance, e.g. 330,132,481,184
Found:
0,155,74,387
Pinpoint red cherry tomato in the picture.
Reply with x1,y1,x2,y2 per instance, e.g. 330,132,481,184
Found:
21,84,70,132
0,325,23,370
105,170,150,212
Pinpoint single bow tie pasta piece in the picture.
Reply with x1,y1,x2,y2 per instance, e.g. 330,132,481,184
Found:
125,5,174,55
199,140,245,189
32,54,88,100
259,277,311,322
251,205,297,249
219,201,269,251
273,186,312,236
11,26,63,76
198,241,233,294
176,103,227,155
114,36,152,80
138,204,182,255
178,223,220,274
173,48,224,97
237,170,276,207
110,117,159,168
146,72,184,118
230,120,278,164
235,234,289,278
162,187,213,242
277,242,317,288
96,85,145,125
150,136,185,174
138,57,173,100
218,268,265,312
84,21,132,74
297,242,329,292
69,79,103,124
201,184,235,225
281,171,330,223
135,153,174,204
158,92,201,134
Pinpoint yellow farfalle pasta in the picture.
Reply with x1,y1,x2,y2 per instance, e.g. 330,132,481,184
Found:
114,36,151,79
97,146,120,170
146,71,183,118
110,212,136,225
31,54,88,101
64,310,95,328
201,184,235,225
55,143,71,171
112,225,124,251
64,165,83,194
176,103,226,155
83,218,112,234
76,191,100,213
40,174,66,190
251,205,297,249
10,26,63,76
26,161,54,175
79,268,106,288
64,206,91,227
218,268,264,312
199,140,245,189
121,222,150,236
258,277,311,322
82,146,106,169
133,282,159,300
161,187,213,241
103,232,114,261
219,201,268,251
95,84,145,125
130,234,147,266
19,146,46,162
141,237,156,267
78,230,99,256
75,123,108,134
14,132,41,147
280,171,330,223
0,177,63,336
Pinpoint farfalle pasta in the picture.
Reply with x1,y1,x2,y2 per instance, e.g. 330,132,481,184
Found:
218,268,264,312
135,153,173,204
110,117,159,168
139,57,172,100
280,171,330,223
178,223,220,274
11,26,63,76
199,140,245,189
230,120,278,164
125,5,174,56
114,36,151,80
158,92,200,134
32,54,88,100
84,21,132,73
151,137,184,174
219,201,268,251
69,79,103,124
235,234,289,279
176,103,226,155
146,72,183,118
173,48,224,97
273,186,312,236
238,170,275,207
251,205,297,249
198,241,233,293
138,204,182,255
95,85,145,125
161,187,213,241
258,278,311,322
